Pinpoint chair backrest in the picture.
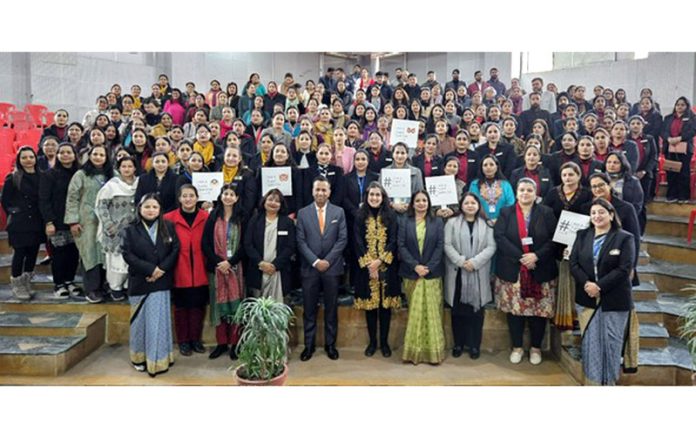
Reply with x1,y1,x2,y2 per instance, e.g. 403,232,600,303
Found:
12,120,32,131
14,128,43,153
0,127,15,142
0,102,16,118
44,111,55,127
24,104,48,127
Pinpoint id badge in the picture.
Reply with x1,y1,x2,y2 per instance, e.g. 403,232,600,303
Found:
521,237,533,246
489,205,496,214
227,249,233,258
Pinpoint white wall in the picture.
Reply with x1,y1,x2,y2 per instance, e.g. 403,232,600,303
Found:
521,52,696,111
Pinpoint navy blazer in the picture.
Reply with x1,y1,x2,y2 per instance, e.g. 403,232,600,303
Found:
244,213,296,294
121,221,180,296
366,146,393,174
135,169,179,213
570,228,635,311
494,203,559,284
397,215,444,279
509,166,553,198
295,202,347,276
411,154,445,186
476,142,517,180
444,149,479,188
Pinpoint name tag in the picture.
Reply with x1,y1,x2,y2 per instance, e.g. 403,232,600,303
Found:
432,166,438,170
541,178,549,182
640,140,648,143
495,152,503,156
278,230,288,236
488,205,496,213
609,249,621,256
328,172,335,176
468,159,476,163
234,176,243,180
521,237,534,246
227,249,233,258
386,158,393,162
331,219,338,224
683,118,689,122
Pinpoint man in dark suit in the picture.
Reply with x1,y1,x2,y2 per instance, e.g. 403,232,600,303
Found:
296,175,348,361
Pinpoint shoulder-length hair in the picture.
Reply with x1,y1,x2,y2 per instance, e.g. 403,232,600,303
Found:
82,145,114,179
407,189,433,218
476,153,505,181
257,188,288,216
136,193,172,242
12,146,37,190
457,191,489,222
266,143,297,168
357,181,394,227
590,197,622,231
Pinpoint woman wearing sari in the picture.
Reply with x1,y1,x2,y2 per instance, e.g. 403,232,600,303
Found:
121,194,180,377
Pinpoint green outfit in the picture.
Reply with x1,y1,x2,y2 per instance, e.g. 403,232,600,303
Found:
402,219,446,364
64,170,106,271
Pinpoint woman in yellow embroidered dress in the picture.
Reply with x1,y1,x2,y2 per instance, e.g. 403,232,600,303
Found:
353,182,400,358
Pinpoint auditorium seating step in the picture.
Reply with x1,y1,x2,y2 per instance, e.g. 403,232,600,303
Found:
0,252,50,283
647,198,696,218
560,338,694,385
632,281,658,301
646,214,690,238
642,234,696,265
0,311,106,376
638,260,696,294
564,322,669,349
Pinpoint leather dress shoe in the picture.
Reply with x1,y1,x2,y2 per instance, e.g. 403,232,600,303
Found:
300,347,315,361
179,343,192,357
325,345,339,360
452,346,463,358
191,341,206,354
208,344,228,359
364,342,377,357
380,343,392,358
469,347,480,360
229,345,238,360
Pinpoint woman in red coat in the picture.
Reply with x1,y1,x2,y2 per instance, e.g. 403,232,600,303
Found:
164,184,210,357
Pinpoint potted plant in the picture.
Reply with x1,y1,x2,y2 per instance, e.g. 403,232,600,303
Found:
679,292,696,385
232,296,294,386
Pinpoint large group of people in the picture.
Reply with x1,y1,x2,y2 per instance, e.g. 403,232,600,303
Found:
1,64,689,385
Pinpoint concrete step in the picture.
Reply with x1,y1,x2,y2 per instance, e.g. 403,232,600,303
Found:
0,311,106,377
642,234,696,265
562,321,669,349
638,250,650,266
632,281,658,301
0,232,8,254
647,198,696,218
0,253,51,283
638,261,696,295
634,300,664,324
560,337,694,385
646,214,690,239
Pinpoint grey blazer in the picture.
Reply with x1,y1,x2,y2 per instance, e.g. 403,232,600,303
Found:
296,202,348,276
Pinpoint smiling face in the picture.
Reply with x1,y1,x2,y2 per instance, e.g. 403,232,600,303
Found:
42,138,59,157
482,157,498,179
119,159,136,179
524,147,541,168
590,204,613,230
444,159,459,176
413,192,429,214
272,145,289,165
590,177,610,199
57,145,76,167
312,180,331,206
140,199,161,221
516,182,536,205
561,134,577,153
188,154,203,171
316,145,332,165
19,149,36,171
179,187,198,211
89,146,107,168
392,145,408,166
354,152,368,172
424,137,438,156
462,195,480,217
605,154,622,173
366,187,383,209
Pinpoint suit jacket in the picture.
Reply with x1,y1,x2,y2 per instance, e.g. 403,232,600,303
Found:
366,146,393,174
475,142,516,179
494,203,559,284
244,213,295,294
296,202,347,276
544,151,580,186
570,228,635,311
397,215,444,279
300,165,345,208
121,220,180,296
509,166,553,199
411,154,444,185
632,135,658,176
444,149,479,188
135,169,179,213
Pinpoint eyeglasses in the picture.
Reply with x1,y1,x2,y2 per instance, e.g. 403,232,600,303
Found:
590,183,607,190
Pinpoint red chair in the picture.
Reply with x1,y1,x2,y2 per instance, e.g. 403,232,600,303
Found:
24,104,48,128
12,120,31,132
44,111,55,127
0,127,15,152
688,209,696,243
0,102,16,119
14,128,42,152
0,112,6,127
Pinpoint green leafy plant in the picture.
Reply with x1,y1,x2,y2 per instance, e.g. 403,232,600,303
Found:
679,286,696,370
232,297,294,381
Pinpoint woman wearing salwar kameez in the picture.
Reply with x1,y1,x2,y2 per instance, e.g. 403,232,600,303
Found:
398,190,446,365
570,198,637,385
353,182,401,358
202,183,246,360
121,194,180,377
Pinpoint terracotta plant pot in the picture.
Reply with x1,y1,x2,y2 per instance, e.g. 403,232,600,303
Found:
234,364,288,386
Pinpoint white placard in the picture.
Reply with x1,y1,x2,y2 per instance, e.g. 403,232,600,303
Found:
425,175,458,207
261,166,293,196
380,168,412,199
192,172,224,202
390,119,420,150
553,210,591,247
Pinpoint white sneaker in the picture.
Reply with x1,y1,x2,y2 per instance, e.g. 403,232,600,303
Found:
509,349,524,364
530,350,542,365
53,285,70,300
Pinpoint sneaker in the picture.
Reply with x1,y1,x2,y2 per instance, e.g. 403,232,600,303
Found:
133,363,146,372
85,290,104,304
509,348,524,364
109,289,127,302
66,282,84,297
530,349,543,365
666,198,678,204
53,284,70,300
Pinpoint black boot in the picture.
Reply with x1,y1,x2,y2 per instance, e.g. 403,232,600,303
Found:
208,344,228,359
229,345,238,360
379,308,392,357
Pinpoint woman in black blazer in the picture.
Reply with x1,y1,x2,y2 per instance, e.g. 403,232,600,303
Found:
509,144,553,199
605,151,644,225
121,193,180,377
570,198,635,385
364,131,393,174
353,182,400,358
220,144,257,224
412,134,444,186
299,143,344,208
257,142,304,217
398,190,446,365
494,178,558,366
135,152,179,213
244,189,296,302
661,96,696,202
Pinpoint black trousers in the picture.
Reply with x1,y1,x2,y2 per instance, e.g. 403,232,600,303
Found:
452,305,485,350
83,265,106,294
51,242,79,286
638,175,654,235
11,245,40,277
365,307,392,346
665,153,692,201
507,314,547,349
302,273,339,348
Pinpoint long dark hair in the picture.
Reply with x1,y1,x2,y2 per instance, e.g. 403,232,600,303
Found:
265,143,297,168
136,193,172,243
407,189,433,218
12,146,37,190
605,151,633,178
457,191,489,222
357,181,394,228
82,145,114,178
210,183,244,223
476,153,505,181
56,143,80,173
590,197,622,231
